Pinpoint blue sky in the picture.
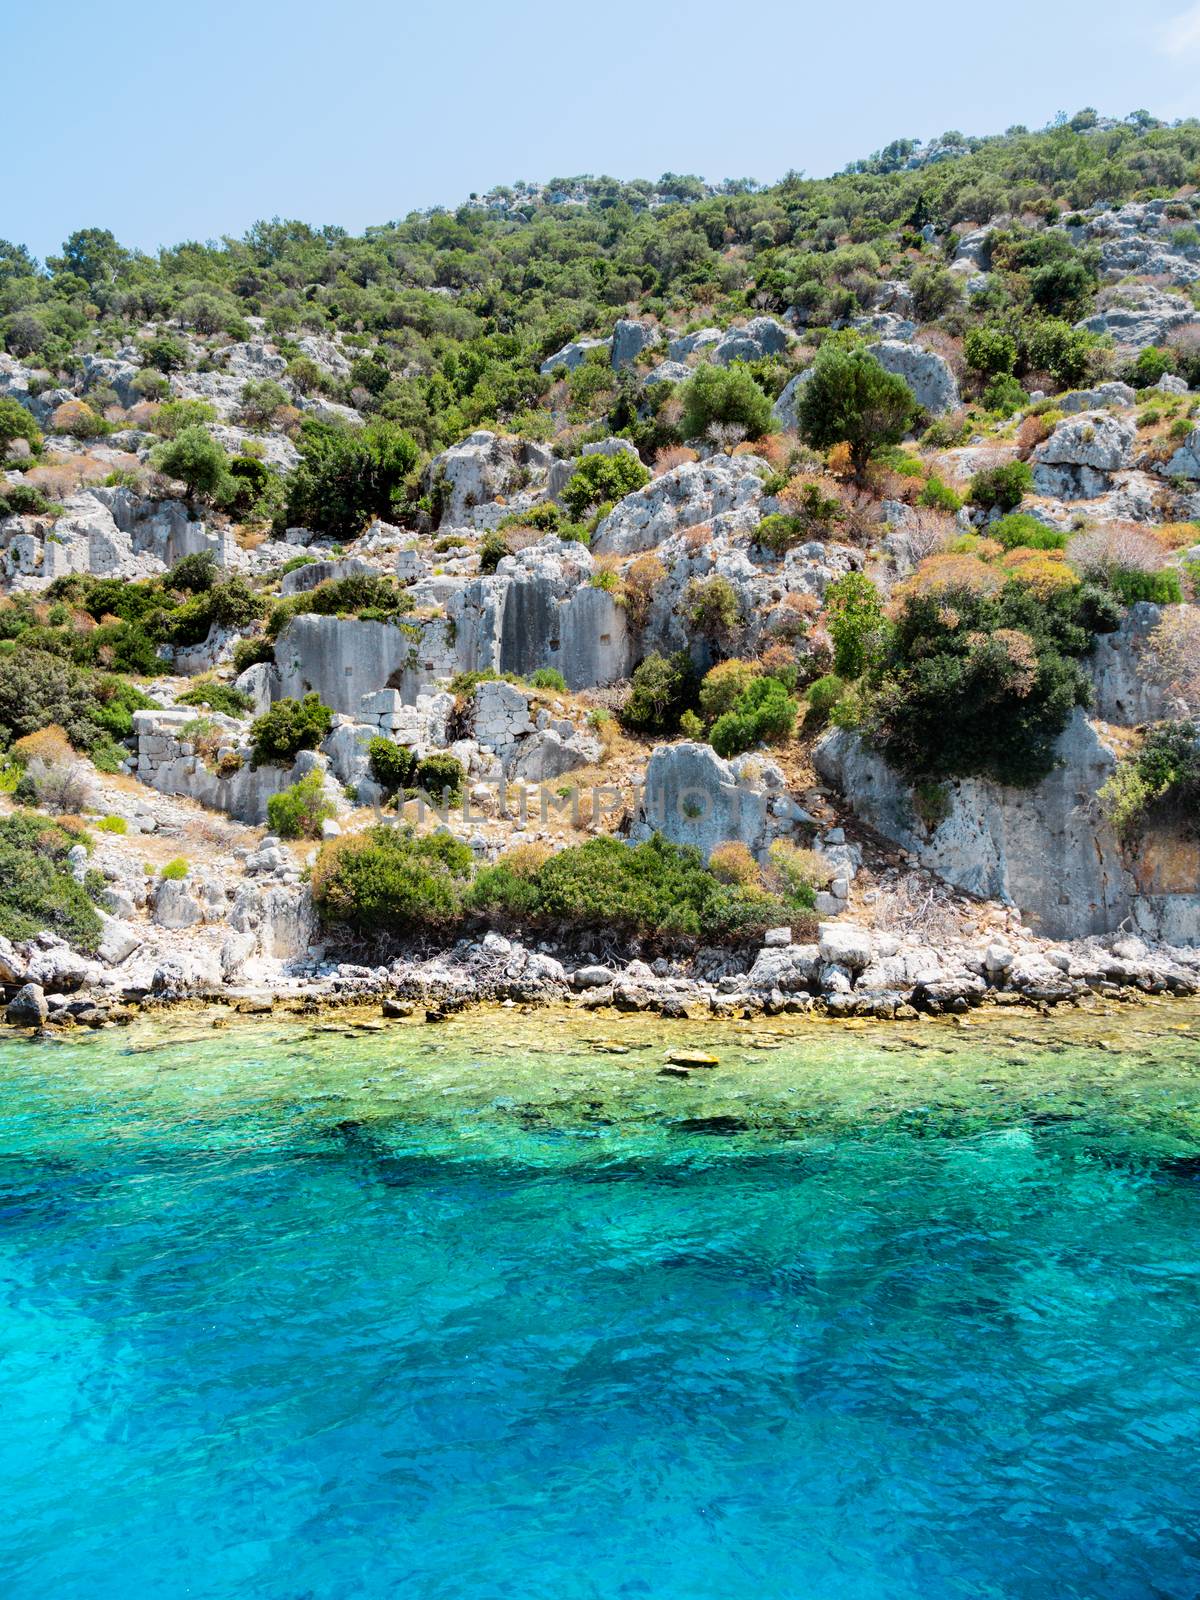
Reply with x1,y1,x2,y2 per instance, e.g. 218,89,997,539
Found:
7,0,1200,262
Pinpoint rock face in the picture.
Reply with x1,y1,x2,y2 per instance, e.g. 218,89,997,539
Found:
540,338,611,374
815,713,1197,943
274,613,455,713
611,320,657,369
448,538,633,689
631,742,808,860
1056,383,1137,414
425,431,553,527
668,328,722,362
771,371,811,432
867,340,960,415
1032,410,1136,499
1075,199,1200,287
1166,428,1200,480
1086,603,1177,725
592,456,765,557
1078,284,1200,351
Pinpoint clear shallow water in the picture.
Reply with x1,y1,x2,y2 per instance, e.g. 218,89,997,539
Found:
2,1005,1200,1600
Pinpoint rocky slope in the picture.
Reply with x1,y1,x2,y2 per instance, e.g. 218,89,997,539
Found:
1,114,1199,1027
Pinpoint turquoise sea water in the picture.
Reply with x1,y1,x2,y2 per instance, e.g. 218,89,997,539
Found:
2,1004,1200,1599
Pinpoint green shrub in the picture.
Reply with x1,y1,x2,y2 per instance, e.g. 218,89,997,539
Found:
478,530,511,573
0,483,59,519
990,513,1069,551
710,675,798,757
231,636,275,674
682,575,742,643
267,770,336,840
866,582,1110,787
368,736,415,794
678,363,773,442
825,573,887,679
964,326,1017,377
804,673,846,727
0,397,42,456
699,659,756,720
240,378,290,427
797,346,919,476
981,373,1028,413
968,460,1033,512
1108,568,1184,606
560,451,649,519
411,752,464,804
166,575,264,647
916,475,962,512
284,418,420,540
528,667,567,691
96,814,127,834
267,573,413,636
175,680,253,716
621,652,697,734
150,425,232,503
160,857,189,880
249,694,333,768
470,833,789,945
0,812,103,952
1100,719,1200,843
311,825,474,933
153,399,218,438
0,649,152,757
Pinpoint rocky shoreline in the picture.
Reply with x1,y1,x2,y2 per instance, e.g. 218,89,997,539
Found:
6,915,1199,1034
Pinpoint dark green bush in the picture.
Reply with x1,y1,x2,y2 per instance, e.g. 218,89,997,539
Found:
678,363,773,441
968,460,1033,512
312,825,474,933
368,735,415,794
249,693,332,767
411,752,464,804
0,812,103,952
231,636,275,674
149,425,231,502
560,451,649,519
797,346,919,476
865,582,1109,787
710,675,798,757
472,833,792,946
284,418,420,539
621,652,698,734
166,575,265,647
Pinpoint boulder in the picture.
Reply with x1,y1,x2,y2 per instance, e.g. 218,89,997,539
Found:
540,338,611,375
867,340,959,414
712,317,790,365
668,328,722,362
1165,427,1200,480
644,360,692,387
1078,285,1200,351
817,923,873,971
611,320,657,369
425,431,553,527
631,742,783,860
592,456,765,557
771,371,812,433
1056,383,1137,414
1032,409,1137,499
6,983,47,1027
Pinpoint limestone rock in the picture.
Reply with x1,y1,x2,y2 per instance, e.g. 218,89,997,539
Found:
867,340,959,414
540,338,611,375
611,320,657,369
6,983,47,1027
